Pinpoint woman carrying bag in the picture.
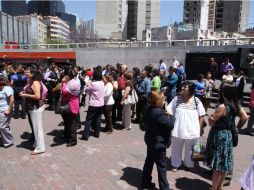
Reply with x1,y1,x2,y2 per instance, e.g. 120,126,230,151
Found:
206,81,248,190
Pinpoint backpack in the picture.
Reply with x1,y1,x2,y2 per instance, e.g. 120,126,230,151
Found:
41,82,48,100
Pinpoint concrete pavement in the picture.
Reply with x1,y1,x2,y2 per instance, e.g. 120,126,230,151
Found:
0,106,253,190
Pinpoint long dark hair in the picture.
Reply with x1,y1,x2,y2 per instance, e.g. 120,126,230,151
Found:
219,81,240,114
29,67,44,82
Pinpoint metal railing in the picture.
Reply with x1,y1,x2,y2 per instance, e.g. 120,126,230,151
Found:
1,37,254,50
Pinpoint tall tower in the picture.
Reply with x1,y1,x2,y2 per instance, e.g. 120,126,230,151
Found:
96,0,160,40
28,0,65,16
184,0,249,32
1,0,28,16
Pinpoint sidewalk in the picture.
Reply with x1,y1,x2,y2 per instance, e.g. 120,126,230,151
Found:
0,107,253,190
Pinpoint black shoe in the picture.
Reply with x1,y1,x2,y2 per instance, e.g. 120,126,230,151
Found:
45,106,54,111
58,121,64,126
20,115,26,119
13,115,19,119
93,134,99,138
140,182,156,190
246,131,254,136
66,142,77,147
81,136,89,141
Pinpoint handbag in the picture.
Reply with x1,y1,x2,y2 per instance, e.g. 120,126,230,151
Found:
231,125,238,147
191,138,206,161
124,89,139,105
59,104,71,114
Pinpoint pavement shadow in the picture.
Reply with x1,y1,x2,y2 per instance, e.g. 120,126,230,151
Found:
47,129,65,147
120,167,142,189
175,177,211,190
16,140,34,150
20,131,32,140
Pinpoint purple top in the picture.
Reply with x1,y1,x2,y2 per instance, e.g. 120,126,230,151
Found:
85,81,105,107
220,62,234,73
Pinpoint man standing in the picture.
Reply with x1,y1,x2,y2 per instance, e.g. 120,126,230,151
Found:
171,56,179,69
159,59,167,72
166,67,178,103
220,57,234,78
136,70,151,129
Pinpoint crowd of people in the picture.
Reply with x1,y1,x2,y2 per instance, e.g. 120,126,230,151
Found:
0,56,253,190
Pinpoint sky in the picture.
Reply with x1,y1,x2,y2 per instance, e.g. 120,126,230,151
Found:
64,0,254,28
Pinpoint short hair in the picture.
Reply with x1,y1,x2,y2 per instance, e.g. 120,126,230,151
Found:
92,68,102,81
104,74,113,83
152,68,160,76
0,75,8,86
182,81,196,97
150,91,165,107
159,59,163,63
197,74,204,81
124,71,133,80
132,67,140,76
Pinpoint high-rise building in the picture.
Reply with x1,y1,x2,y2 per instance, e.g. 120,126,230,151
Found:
18,14,47,44
28,0,65,16
183,0,249,33
1,0,28,16
44,16,70,42
127,0,160,40
0,11,30,44
96,0,160,40
56,12,77,31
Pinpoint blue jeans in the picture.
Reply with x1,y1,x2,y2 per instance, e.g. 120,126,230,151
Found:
247,106,254,133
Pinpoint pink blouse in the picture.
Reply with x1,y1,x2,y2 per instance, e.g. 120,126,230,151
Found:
61,83,79,114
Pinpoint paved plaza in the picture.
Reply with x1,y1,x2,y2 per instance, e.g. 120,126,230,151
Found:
0,106,253,190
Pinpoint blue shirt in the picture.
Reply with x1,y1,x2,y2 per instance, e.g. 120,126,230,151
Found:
166,73,178,90
11,73,27,91
0,86,14,112
195,81,205,96
159,63,167,72
137,77,151,97
220,62,234,73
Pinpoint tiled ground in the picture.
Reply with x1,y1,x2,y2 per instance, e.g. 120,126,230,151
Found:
0,106,253,190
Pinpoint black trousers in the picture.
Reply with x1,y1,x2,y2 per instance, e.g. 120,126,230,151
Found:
83,106,103,139
136,96,148,128
141,147,169,190
62,112,77,144
103,105,113,132
13,92,26,117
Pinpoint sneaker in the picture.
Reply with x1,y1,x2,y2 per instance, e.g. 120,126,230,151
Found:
246,131,254,136
172,168,177,172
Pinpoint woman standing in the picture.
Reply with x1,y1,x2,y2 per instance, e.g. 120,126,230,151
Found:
151,68,161,92
206,81,248,190
166,81,206,171
61,69,80,147
82,68,104,141
0,76,14,148
121,71,134,130
195,74,206,106
245,82,254,136
103,74,115,134
141,91,175,190
204,72,215,112
20,67,45,155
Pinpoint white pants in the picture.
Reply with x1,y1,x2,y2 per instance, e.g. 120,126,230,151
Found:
29,105,45,153
171,136,198,168
122,104,131,129
0,113,13,147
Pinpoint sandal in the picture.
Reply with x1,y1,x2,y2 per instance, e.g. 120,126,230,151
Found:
31,151,44,155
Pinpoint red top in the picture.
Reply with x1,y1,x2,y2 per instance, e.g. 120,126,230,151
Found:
86,71,93,78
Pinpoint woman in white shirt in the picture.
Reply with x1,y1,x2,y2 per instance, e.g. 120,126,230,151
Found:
166,81,206,171
103,74,115,134
222,70,233,82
